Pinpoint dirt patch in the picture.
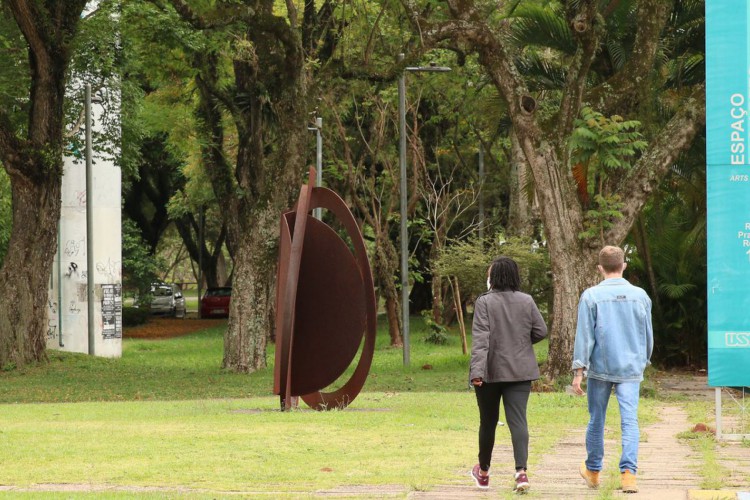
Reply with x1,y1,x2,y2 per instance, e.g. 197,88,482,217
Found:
124,317,226,339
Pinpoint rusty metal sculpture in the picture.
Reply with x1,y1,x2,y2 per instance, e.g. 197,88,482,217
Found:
274,168,376,411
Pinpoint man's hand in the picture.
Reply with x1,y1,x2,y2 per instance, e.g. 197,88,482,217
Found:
471,378,483,387
572,371,585,396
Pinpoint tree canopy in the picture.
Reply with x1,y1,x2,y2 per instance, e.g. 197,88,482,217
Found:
0,0,708,375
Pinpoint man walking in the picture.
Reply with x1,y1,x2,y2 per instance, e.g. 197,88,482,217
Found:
571,246,653,494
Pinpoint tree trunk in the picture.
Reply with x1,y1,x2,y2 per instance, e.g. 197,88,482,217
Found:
373,234,402,346
429,235,444,323
0,175,61,368
222,108,307,371
519,142,595,380
0,1,83,369
173,214,226,288
508,131,534,237
431,273,443,323
544,246,596,380
222,206,278,372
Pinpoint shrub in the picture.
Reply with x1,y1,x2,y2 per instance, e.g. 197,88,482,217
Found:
421,310,449,345
123,306,150,327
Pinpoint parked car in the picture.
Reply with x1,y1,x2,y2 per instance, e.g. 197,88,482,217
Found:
200,287,231,318
150,283,186,318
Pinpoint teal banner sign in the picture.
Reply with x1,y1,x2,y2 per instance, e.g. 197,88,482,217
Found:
707,1,750,387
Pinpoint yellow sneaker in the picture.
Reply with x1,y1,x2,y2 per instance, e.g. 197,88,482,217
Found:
621,470,638,493
579,461,599,489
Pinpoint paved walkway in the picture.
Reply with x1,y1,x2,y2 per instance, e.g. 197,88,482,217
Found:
407,374,750,499
409,403,702,499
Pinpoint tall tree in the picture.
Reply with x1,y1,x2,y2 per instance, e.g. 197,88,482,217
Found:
128,0,343,372
0,1,88,368
402,0,705,378
124,135,184,253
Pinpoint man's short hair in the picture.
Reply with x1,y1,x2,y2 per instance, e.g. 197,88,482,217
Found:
599,246,625,273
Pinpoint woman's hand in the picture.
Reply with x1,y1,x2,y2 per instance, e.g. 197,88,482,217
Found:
471,378,483,387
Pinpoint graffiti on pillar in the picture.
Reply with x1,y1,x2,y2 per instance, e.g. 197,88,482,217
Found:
75,190,86,208
46,320,57,341
96,258,121,282
68,300,81,314
63,238,85,257
47,299,58,341
65,262,79,278
101,284,122,339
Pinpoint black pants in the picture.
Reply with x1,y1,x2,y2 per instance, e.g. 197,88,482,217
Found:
474,380,531,472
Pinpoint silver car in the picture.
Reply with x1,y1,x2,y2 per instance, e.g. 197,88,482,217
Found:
150,283,186,318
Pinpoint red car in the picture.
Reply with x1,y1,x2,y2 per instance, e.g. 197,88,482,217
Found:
200,287,231,318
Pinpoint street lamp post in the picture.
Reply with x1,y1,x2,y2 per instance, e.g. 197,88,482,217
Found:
85,84,95,355
308,117,323,219
84,84,103,355
397,53,451,367
478,147,485,240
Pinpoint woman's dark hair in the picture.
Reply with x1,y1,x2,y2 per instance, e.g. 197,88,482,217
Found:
489,256,521,291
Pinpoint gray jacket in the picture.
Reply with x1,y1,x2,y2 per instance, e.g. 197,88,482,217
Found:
469,290,548,383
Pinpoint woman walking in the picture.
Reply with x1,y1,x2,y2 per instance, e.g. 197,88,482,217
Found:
469,257,548,493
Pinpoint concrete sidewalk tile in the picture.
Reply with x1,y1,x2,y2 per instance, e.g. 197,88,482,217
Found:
688,491,737,500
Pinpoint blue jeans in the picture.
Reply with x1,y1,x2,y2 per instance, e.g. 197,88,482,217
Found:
585,378,640,474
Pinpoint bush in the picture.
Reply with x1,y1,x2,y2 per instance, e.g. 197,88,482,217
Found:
433,233,551,316
421,310,449,345
122,218,162,306
123,306,150,327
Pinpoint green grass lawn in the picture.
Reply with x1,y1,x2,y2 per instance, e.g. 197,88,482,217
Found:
0,392,601,496
0,316,546,403
0,317,658,498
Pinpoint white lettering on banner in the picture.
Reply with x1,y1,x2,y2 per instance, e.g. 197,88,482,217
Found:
738,224,750,249
730,93,746,164
725,332,750,347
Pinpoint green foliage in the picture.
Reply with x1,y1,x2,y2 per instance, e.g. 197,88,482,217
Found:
570,107,648,197
122,218,162,304
510,3,575,55
65,1,124,169
122,306,150,327
0,167,10,266
433,234,551,314
580,193,624,244
0,12,29,135
420,310,449,345
625,136,707,367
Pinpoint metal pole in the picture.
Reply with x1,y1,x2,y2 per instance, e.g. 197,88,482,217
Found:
478,147,485,240
198,205,204,317
314,117,323,220
85,84,95,355
57,222,63,347
398,53,410,367
715,387,723,440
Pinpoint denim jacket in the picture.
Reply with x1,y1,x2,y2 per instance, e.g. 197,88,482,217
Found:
571,278,653,383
